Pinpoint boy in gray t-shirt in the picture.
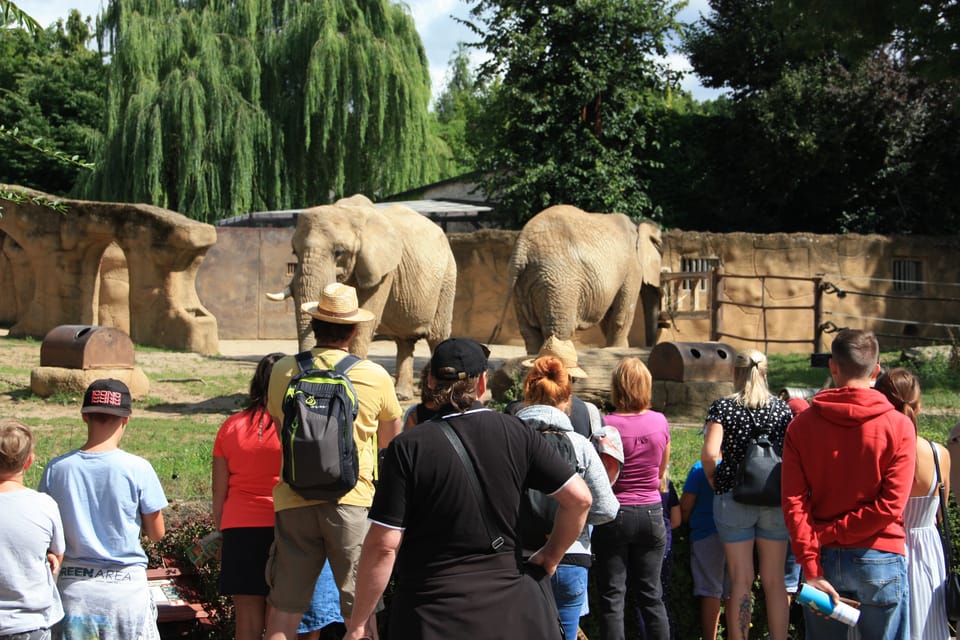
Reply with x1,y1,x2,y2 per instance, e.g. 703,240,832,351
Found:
0,418,65,640
39,379,167,640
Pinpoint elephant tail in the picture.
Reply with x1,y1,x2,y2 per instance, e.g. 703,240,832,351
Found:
488,281,514,345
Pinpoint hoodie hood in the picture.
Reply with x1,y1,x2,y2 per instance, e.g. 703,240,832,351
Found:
811,386,897,427
515,404,573,432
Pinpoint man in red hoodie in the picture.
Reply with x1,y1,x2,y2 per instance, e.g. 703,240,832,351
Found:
782,329,916,640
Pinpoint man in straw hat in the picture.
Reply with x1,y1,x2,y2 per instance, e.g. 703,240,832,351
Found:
264,283,402,640
344,337,592,640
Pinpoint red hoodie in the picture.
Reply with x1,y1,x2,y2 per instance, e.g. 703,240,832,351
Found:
781,386,916,580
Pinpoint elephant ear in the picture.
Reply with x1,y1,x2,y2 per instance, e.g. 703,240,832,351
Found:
637,221,663,287
354,208,402,289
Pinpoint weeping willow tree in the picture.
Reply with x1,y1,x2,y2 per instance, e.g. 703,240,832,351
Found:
80,0,437,222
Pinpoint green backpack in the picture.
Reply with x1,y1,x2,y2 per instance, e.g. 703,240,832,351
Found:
280,351,361,500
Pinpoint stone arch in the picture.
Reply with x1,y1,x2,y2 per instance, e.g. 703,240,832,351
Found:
93,242,131,333
0,187,218,354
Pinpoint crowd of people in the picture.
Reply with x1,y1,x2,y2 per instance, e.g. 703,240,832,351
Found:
0,281,953,640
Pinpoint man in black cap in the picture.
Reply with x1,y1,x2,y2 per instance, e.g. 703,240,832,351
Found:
39,378,168,640
344,338,593,640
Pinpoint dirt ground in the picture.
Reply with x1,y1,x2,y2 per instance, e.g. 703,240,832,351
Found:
0,331,527,422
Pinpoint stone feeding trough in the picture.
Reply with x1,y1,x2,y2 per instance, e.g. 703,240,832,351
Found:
30,325,149,398
647,341,736,420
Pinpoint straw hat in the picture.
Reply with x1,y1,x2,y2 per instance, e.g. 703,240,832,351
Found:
521,336,589,379
300,283,375,324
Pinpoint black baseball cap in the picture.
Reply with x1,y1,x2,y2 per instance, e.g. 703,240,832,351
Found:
431,338,491,381
81,379,132,417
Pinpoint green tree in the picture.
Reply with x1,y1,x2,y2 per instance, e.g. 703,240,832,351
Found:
430,43,489,178
0,10,104,195
81,0,438,223
771,0,960,81
465,0,684,227
662,0,960,234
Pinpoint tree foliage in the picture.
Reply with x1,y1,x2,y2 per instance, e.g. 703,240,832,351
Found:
80,0,438,223
771,0,960,81
464,0,684,227
0,11,104,195
657,0,960,234
430,43,488,178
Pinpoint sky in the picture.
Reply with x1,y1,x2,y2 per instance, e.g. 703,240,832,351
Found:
17,0,724,102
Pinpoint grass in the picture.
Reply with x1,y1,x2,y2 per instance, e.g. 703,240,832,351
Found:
9,337,960,508
1,334,247,503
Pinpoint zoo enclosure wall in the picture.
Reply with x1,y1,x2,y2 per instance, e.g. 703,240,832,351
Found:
195,227,960,353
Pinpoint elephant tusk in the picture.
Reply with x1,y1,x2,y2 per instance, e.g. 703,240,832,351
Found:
265,286,291,302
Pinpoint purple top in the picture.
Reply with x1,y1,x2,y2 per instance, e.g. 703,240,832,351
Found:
604,411,670,506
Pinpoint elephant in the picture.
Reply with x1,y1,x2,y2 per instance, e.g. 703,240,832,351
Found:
508,204,662,355
267,195,457,400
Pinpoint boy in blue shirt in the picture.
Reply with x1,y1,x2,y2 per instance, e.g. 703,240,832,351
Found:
40,379,167,640
0,418,65,639
681,460,730,640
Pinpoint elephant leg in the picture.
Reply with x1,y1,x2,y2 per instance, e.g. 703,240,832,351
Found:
394,337,417,401
602,283,639,348
513,295,544,355
640,284,662,347
352,275,394,359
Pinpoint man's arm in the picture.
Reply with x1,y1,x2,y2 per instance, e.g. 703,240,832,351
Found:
527,474,592,575
781,424,823,580
377,417,402,450
343,524,403,640
142,510,165,542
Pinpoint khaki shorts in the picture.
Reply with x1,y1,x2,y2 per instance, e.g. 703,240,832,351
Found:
265,503,369,616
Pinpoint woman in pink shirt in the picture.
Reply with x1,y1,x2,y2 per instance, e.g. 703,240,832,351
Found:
212,353,284,640
593,357,671,640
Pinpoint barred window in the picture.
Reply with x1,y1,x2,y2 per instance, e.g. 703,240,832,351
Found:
892,259,922,294
681,257,720,291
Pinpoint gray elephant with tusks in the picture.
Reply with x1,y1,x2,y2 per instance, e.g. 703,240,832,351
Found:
266,195,456,400
509,204,662,355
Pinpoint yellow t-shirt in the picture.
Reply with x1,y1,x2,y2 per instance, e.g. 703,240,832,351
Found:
267,348,402,511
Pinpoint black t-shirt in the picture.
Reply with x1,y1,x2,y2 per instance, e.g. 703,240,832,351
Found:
370,404,574,582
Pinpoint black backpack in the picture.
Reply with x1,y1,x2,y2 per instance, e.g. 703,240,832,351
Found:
280,351,361,500
519,428,583,549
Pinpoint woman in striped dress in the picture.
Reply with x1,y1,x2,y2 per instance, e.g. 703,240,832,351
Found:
876,368,951,640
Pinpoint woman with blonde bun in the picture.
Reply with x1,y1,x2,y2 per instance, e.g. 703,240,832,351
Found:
700,350,792,640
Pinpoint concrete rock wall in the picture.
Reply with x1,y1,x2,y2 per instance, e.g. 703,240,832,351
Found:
0,187,219,354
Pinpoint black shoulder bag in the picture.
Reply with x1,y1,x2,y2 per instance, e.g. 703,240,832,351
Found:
435,418,564,640
732,406,783,507
931,439,960,623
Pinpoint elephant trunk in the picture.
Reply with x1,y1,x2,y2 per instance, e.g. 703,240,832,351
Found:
293,258,336,352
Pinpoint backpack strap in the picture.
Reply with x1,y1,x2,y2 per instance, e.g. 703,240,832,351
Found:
294,350,316,374
436,418,505,553
333,353,362,375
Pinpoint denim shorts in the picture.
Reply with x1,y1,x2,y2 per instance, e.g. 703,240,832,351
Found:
712,492,789,543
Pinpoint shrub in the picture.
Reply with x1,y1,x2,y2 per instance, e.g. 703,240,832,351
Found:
144,514,234,639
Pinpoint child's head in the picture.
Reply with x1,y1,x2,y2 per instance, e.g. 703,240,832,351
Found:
81,379,132,419
0,418,34,476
